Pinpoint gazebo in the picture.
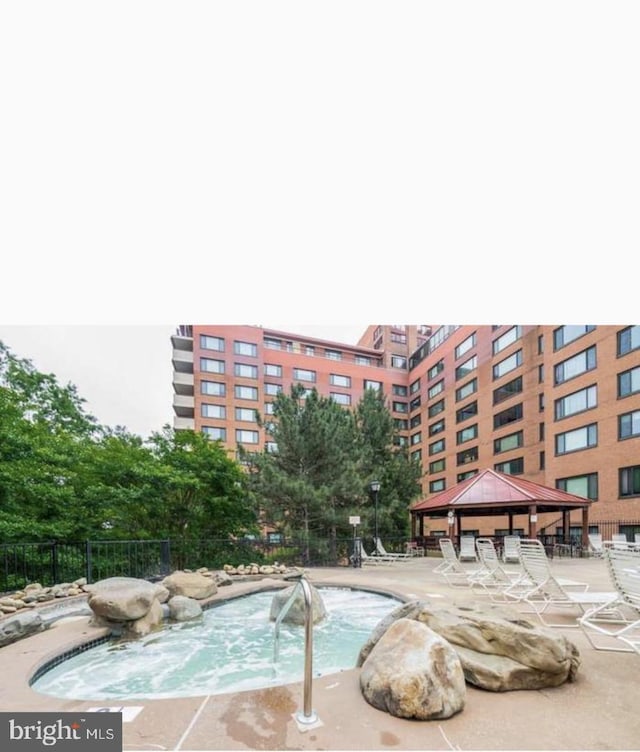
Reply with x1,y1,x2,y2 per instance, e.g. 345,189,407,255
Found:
410,468,592,548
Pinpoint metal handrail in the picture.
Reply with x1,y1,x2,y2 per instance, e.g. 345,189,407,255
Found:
273,575,318,725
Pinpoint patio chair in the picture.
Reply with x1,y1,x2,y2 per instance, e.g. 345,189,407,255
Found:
588,533,604,558
578,545,640,654
611,533,630,549
458,535,477,562
436,538,482,587
358,545,396,566
514,539,618,628
502,535,521,564
471,537,526,599
374,537,412,560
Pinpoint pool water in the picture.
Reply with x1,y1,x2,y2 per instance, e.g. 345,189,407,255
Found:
32,587,401,700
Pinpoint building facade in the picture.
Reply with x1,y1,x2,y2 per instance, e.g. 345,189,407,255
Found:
171,323,640,539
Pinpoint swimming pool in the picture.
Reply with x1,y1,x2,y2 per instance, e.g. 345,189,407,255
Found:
31,586,402,700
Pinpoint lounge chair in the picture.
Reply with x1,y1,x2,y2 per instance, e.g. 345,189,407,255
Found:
374,537,412,560
436,538,482,587
358,545,396,566
513,539,617,628
458,535,477,562
588,533,604,558
611,533,631,549
578,545,640,654
471,537,526,599
502,535,521,564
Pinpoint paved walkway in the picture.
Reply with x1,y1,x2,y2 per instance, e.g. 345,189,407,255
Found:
1,555,639,750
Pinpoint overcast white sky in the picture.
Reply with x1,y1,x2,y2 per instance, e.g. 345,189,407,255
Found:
1,4,636,437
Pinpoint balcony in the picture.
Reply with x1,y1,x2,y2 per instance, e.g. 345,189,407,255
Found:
173,394,194,418
173,371,194,396
171,332,193,352
173,415,195,431
172,348,194,374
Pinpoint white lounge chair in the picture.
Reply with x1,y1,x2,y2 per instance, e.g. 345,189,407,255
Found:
374,537,412,560
458,536,477,562
472,538,525,599
436,538,482,587
588,533,604,557
578,545,640,654
514,539,617,628
502,535,521,564
358,544,396,566
611,533,630,549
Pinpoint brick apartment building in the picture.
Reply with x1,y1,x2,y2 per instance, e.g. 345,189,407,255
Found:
171,324,640,541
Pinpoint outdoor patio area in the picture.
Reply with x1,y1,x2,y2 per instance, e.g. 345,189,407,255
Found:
1,554,638,751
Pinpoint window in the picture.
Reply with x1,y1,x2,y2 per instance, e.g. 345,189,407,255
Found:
429,458,446,473
235,385,258,400
394,418,408,430
457,446,478,466
455,332,476,359
200,335,224,351
493,349,522,379
235,429,259,444
539,422,545,441
539,393,545,411
200,357,224,374
554,346,597,384
265,441,278,453
264,383,282,396
391,355,407,369
493,376,522,405
457,424,478,444
325,349,342,361
428,399,445,418
331,392,351,406
234,363,258,378
429,418,445,436
264,363,282,377
456,401,478,423
618,366,640,398
235,407,257,422
394,435,408,447
618,326,640,356
202,426,226,441
538,334,544,354
428,380,444,399
555,423,597,455
619,410,640,439
393,384,408,396
410,431,422,445
304,345,315,356
410,414,421,429
429,438,445,455
392,401,408,413
538,364,544,383
293,368,316,382
620,465,640,497
493,403,523,428
364,379,382,391
553,325,595,350
494,457,524,475
264,338,281,350
411,448,422,463
410,396,422,411
355,355,371,366
455,355,477,380
557,473,598,500
493,326,521,355
264,402,275,415
201,380,225,396
429,478,446,493
391,330,406,344
455,378,477,402
330,374,351,388
494,430,523,454
427,360,444,380
457,470,477,482
201,403,225,419
554,384,597,420
234,341,257,357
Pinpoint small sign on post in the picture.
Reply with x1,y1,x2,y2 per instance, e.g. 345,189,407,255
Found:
349,516,361,526
349,515,361,568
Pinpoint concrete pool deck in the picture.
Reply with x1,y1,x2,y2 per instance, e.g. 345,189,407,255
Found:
1,555,639,751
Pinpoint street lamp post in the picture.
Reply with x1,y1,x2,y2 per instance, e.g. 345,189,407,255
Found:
369,480,381,546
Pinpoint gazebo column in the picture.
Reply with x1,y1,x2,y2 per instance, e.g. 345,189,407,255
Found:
582,507,589,549
508,512,514,535
528,504,538,539
563,510,570,543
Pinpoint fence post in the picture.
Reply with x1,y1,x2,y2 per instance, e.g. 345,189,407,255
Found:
86,540,93,584
161,540,171,575
51,542,59,585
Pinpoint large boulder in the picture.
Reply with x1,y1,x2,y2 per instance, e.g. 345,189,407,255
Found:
269,583,327,625
86,577,168,621
161,571,217,600
0,610,45,647
360,618,466,720
127,598,164,637
358,599,580,691
168,595,203,622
